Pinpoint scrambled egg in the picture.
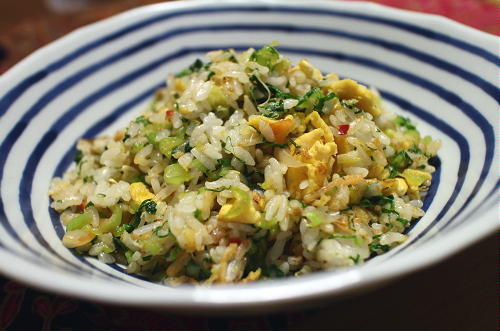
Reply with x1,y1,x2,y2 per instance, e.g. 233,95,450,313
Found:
248,115,295,144
129,182,155,205
326,79,382,118
287,111,337,199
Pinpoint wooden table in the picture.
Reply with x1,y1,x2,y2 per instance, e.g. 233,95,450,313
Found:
0,1,497,330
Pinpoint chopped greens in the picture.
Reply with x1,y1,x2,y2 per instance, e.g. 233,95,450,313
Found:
73,150,83,164
388,151,413,170
394,115,416,130
120,199,157,233
296,87,336,113
396,217,409,226
358,195,395,209
135,115,151,126
250,45,280,69
369,242,390,253
249,75,297,119
349,254,361,264
175,59,206,78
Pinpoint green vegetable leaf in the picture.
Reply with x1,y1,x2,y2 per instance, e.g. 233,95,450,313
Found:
394,115,416,130
382,208,399,216
369,242,390,253
396,217,409,226
349,254,361,264
135,115,151,126
389,151,413,170
175,59,206,78
297,88,337,113
250,45,280,69
358,195,395,209
304,211,324,227
73,150,83,164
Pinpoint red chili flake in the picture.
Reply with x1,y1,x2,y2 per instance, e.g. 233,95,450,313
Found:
338,124,350,135
76,201,86,212
228,237,242,245
165,110,175,119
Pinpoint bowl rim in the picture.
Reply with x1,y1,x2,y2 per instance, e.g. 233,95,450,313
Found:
0,0,498,311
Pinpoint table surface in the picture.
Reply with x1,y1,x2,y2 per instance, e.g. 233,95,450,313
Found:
0,1,498,330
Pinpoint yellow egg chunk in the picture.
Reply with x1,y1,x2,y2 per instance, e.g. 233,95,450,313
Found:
287,113,337,199
129,182,155,205
298,59,323,81
401,169,431,191
217,202,260,224
304,111,334,143
174,78,186,92
327,79,381,117
382,178,408,196
217,187,260,224
248,115,294,143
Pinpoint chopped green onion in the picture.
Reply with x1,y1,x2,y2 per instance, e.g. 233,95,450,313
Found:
396,217,409,226
159,137,184,157
146,132,157,145
250,45,280,69
393,115,416,130
99,205,122,233
224,187,251,219
259,217,279,230
66,212,92,231
175,59,205,78
163,163,192,184
369,242,390,253
304,210,324,227
389,151,412,170
73,150,83,164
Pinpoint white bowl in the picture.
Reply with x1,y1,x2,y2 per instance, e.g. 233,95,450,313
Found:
0,0,497,312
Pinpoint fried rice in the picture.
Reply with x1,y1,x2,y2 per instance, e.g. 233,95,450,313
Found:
49,45,441,284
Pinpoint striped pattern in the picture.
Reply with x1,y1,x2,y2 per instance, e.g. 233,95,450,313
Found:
0,1,497,308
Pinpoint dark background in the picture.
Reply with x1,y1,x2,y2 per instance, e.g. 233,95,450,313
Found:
0,1,498,330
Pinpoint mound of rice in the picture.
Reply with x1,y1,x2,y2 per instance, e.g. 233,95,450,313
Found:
49,45,440,284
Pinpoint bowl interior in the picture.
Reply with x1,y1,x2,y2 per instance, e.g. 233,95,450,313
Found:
0,0,497,310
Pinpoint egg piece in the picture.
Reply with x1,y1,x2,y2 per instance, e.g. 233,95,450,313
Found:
248,115,294,144
326,79,382,117
286,112,337,200
129,182,155,205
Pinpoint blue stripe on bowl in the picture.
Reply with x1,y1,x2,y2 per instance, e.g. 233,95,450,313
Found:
3,42,487,267
0,4,497,118
0,5,495,281
17,44,470,271
1,20,493,246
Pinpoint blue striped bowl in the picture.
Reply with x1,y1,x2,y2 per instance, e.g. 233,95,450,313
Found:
0,0,497,312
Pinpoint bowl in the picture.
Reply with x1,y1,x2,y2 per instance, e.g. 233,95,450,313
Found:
0,0,497,312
